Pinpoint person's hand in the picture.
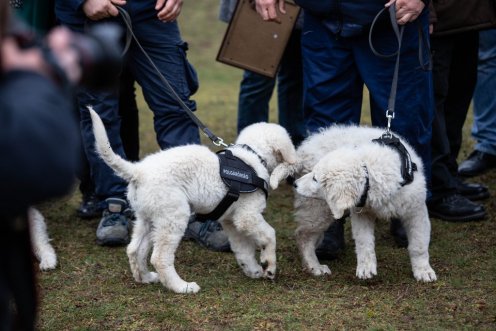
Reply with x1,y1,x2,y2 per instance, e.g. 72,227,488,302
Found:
155,0,183,22
82,0,126,21
1,27,82,84
255,0,285,23
429,24,433,34
385,0,425,25
46,27,82,84
1,37,47,75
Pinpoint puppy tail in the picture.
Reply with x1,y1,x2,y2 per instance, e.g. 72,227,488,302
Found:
88,105,136,182
270,162,299,190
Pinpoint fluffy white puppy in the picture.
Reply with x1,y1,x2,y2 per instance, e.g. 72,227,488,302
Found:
29,207,57,270
271,125,436,282
89,108,296,294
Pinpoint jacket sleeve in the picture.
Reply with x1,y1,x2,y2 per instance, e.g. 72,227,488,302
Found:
0,71,80,217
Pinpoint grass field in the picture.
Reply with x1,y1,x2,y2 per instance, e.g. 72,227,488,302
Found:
35,1,495,330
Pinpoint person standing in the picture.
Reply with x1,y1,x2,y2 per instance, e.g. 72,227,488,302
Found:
458,28,496,177
427,0,496,222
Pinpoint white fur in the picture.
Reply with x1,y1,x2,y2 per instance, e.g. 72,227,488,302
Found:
89,107,297,294
29,208,57,270
271,125,436,282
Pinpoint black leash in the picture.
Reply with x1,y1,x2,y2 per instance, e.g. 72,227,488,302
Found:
115,6,229,148
368,4,429,186
368,4,431,137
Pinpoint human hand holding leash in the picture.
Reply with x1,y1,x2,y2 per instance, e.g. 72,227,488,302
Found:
385,0,425,25
155,0,183,22
83,0,127,20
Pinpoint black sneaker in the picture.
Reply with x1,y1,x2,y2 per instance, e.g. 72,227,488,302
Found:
77,193,104,219
96,198,131,246
184,217,231,252
390,218,408,248
427,194,487,222
315,218,346,260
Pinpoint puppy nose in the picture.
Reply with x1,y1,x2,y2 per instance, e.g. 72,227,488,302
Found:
293,182,298,189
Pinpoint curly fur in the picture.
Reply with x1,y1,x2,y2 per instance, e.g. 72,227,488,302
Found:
271,125,436,282
89,107,296,293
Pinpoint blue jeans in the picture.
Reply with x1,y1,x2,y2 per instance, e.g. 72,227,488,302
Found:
69,3,201,199
472,28,496,156
237,30,305,146
301,10,434,181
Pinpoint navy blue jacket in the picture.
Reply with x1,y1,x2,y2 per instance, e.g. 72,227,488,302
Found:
0,71,79,218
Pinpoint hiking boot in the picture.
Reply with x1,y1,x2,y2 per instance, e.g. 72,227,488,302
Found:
390,218,408,248
77,193,104,219
96,197,131,246
184,217,231,252
315,218,346,260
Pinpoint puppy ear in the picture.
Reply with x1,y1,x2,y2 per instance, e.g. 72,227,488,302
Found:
323,177,357,220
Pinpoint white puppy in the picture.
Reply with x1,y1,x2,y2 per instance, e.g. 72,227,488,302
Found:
271,125,436,282
89,108,296,294
29,207,57,271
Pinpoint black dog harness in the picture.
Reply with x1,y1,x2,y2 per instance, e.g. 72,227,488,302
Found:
372,134,417,186
196,147,268,221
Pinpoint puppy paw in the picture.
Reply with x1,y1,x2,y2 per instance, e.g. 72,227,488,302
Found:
141,272,159,283
39,254,57,271
308,264,331,276
413,266,437,282
356,264,377,279
175,282,201,294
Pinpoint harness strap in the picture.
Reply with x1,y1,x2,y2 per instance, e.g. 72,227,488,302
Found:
372,135,418,186
196,150,268,221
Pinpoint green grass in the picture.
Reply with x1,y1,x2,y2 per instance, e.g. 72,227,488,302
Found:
36,1,496,330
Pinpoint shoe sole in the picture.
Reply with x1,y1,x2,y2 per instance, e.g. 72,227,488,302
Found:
428,210,487,222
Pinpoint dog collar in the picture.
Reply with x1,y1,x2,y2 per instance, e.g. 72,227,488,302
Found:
236,144,267,168
355,166,369,208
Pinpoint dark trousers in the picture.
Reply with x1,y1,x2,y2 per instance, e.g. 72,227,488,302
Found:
430,31,479,200
0,213,37,331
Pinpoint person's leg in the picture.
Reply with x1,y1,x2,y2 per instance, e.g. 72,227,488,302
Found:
127,18,200,149
119,64,140,162
445,32,479,168
301,11,363,135
300,12,363,257
237,70,274,133
276,29,305,147
459,29,496,176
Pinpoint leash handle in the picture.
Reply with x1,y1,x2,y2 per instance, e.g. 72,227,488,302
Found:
115,6,229,148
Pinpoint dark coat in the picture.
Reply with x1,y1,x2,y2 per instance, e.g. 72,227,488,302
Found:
430,0,496,36
0,71,79,218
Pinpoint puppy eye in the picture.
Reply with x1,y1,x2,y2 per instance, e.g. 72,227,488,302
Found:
312,176,318,183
